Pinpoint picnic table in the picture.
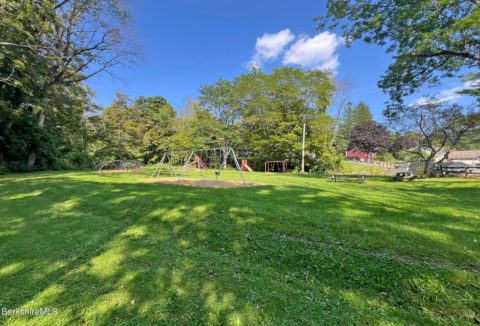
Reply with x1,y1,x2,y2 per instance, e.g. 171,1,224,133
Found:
466,164,480,178
440,163,468,176
393,171,417,181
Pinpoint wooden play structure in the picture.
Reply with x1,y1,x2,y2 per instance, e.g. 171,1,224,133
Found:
187,155,208,169
264,160,287,173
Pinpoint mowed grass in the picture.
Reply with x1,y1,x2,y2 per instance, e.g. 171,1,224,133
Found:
0,170,479,325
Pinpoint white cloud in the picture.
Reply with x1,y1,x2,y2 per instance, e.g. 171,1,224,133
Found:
282,32,343,73
250,29,295,67
411,80,478,106
436,86,464,102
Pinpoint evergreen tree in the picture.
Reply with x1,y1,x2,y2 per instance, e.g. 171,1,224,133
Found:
336,102,373,153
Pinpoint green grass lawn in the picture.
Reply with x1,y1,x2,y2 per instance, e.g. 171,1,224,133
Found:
0,170,479,325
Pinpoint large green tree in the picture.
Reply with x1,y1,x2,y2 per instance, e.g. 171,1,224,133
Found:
93,94,175,163
0,0,136,169
317,0,480,116
199,67,336,170
170,100,223,152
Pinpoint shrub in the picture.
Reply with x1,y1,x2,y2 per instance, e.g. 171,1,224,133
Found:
0,163,9,174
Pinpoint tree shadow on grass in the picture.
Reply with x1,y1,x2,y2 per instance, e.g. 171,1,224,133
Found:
0,173,479,325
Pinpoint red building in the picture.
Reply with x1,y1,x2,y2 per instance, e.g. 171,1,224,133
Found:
345,149,375,162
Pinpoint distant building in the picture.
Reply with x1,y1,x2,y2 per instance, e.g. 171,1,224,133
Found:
345,149,375,162
447,150,480,165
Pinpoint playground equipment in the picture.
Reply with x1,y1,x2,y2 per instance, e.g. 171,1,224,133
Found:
241,159,253,172
151,147,246,184
97,160,145,172
264,160,287,173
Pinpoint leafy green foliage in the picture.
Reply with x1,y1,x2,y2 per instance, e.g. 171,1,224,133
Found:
90,94,176,163
336,101,373,153
0,0,135,170
308,114,343,172
170,99,224,151
317,0,480,116
200,67,336,170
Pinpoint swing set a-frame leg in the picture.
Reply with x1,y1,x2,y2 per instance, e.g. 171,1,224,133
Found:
151,153,167,177
228,147,246,185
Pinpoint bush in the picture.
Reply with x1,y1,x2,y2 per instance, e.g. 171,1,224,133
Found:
0,163,9,174
64,152,93,169
375,152,396,162
7,161,27,172
310,151,342,173
395,150,420,162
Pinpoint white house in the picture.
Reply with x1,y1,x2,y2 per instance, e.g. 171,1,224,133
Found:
447,150,480,165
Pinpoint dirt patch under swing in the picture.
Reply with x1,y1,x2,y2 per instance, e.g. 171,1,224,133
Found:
144,177,259,188
97,169,147,174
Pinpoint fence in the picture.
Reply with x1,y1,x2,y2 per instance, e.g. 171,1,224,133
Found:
396,161,429,175
347,160,399,170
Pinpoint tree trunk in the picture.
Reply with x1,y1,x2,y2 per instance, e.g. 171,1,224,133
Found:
0,120,13,163
38,111,45,127
27,152,37,168
5,120,13,132
26,110,46,169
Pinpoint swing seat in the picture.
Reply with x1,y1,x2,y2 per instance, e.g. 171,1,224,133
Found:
172,172,188,180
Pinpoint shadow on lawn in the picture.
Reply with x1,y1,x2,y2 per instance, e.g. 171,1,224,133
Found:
0,174,479,325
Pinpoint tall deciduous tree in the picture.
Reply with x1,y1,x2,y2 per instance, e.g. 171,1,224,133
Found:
317,0,480,116
200,67,336,170
1,0,137,168
170,100,223,151
94,94,175,163
199,80,241,127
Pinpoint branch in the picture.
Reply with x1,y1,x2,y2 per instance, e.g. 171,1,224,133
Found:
54,0,71,10
0,66,15,86
0,42,35,49
410,50,480,62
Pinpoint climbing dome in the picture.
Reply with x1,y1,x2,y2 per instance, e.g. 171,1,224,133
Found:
96,160,145,173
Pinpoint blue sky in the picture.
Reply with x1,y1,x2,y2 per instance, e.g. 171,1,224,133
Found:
85,0,470,121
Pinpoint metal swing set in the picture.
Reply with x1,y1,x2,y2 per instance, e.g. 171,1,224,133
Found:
151,147,246,185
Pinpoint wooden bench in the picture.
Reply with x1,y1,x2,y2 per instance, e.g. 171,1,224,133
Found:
330,174,366,183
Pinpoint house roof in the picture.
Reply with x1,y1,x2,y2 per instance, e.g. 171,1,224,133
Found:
448,150,480,160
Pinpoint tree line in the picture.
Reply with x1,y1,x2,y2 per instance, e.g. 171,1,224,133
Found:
73,67,480,174
1,0,478,175
88,67,340,171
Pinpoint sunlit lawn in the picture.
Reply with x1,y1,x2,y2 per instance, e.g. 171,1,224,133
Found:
0,170,479,325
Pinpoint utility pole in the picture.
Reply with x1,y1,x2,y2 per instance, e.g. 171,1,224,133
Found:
301,123,306,173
